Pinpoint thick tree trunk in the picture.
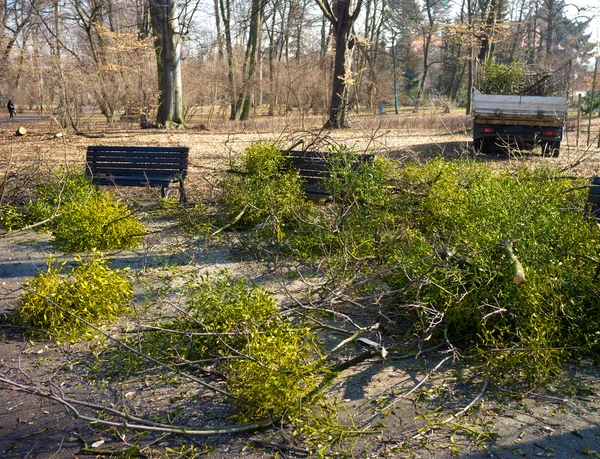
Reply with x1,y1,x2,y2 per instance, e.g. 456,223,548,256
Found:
315,0,362,128
235,0,261,120
213,0,224,59
545,0,555,62
219,0,236,120
414,34,431,113
268,2,278,116
325,0,353,128
150,0,185,128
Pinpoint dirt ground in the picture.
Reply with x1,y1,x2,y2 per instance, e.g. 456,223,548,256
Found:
1,112,600,458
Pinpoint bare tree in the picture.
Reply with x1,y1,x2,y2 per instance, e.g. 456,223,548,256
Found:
150,0,200,128
315,0,363,128
234,0,261,120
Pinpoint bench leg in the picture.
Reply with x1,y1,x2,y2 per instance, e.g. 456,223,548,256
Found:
179,181,187,204
162,181,187,204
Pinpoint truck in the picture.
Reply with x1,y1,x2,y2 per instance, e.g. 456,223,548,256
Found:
472,63,569,157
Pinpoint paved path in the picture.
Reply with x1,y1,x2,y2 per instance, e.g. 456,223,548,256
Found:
0,114,43,123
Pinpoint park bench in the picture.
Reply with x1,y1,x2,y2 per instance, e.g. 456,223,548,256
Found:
283,150,375,196
587,177,600,222
86,146,189,202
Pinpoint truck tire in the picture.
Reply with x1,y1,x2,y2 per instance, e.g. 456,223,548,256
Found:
542,141,560,157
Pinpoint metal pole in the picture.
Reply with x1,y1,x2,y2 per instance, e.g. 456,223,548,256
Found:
576,93,581,146
587,56,598,146
392,34,399,115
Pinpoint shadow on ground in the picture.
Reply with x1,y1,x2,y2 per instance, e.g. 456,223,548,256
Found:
387,140,557,163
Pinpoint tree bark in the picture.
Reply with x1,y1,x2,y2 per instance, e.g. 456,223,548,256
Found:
213,0,224,60
316,0,363,129
235,0,261,120
219,0,237,120
150,0,185,128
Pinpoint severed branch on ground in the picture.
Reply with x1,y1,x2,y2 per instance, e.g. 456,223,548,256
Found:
360,353,454,428
411,378,489,440
0,375,274,436
504,240,526,286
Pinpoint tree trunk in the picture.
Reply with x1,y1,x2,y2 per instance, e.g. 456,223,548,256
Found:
465,0,473,115
235,0,261,120
325,1,353,128
544,0,555,62
150,0,185,128
320,15,329,63
414,0,436,113
220,0,236,120
477,0,503,63
268,1,278,116
213,0,224,59
414,33,431,112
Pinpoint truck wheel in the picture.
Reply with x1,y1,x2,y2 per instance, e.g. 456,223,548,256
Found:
542,141,560,157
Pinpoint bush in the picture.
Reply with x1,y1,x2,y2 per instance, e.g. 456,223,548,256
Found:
0,170,100,232
288,151,402,261
53,192,145,252
384,160,600,381
479,61,526,95
581,89,600,115
224,323,322,421
130,272,281,363
15,256,133,341
478,61,566,96
219,142,307,240
0,205,26,230
35,170,99,206
122,272,323,420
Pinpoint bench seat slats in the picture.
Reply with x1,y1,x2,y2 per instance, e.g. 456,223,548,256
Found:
88,146,189,153
88,155,188,162
587,179,600,222
87,154,188,162
92,172,182,180
588,192,600,206
86,145,189,202
92,178,178,187
282,150,375,196
91,164,188,172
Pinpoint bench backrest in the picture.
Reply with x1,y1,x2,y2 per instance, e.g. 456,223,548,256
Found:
588,176,600,222
284,150,375,195
86,146,189,187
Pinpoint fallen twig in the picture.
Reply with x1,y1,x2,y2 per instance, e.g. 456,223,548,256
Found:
26,292,233,398
249,437,310,455
412,378,489,440
360,354,453,428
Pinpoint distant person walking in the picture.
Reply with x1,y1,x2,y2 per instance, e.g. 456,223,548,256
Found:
7,100,16,118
